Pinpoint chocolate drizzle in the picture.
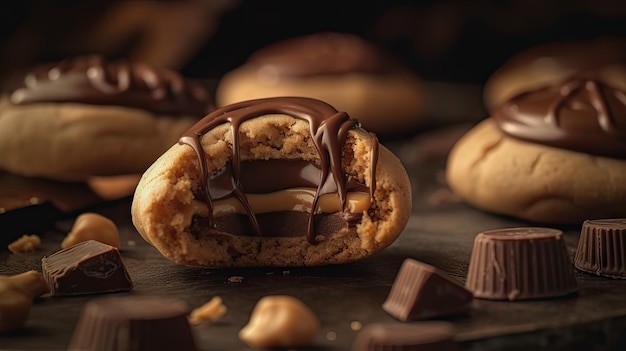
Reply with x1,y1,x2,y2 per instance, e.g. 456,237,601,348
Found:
179,97,379,244
493,76,626,158
9,55,212,116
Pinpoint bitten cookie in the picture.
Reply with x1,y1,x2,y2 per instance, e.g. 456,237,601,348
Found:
0,55,213,181
131,96,412,267
447,75,626,224
215,32,427,136
483,36,626,111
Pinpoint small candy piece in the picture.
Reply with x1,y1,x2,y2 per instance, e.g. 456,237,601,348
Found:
382,258,472,321
7,234,41,253
352,322,460,351
188,296,228,325
239,295,319,349
575,218,626,279
68,296,196,351
41,240,133,296
0,271,49,333
61,212,120,249
465,227,578,300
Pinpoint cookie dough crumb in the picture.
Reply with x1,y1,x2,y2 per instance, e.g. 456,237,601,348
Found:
188,296,227,325
8,235,41,253
228,276,244,283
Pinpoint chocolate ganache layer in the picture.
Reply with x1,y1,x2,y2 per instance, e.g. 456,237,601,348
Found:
9,55,212,116
493,76,626,158
179,97,379,244
247,32,402,77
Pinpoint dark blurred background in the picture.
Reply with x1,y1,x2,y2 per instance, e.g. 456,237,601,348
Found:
1,0,625,86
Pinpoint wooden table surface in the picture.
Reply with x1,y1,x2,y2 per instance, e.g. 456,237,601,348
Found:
1,126,626,351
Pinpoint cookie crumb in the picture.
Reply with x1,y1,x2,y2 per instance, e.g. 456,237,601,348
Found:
228,276,244,283
188,296,227,325
8,235,41,253
350,321,363,331
326,331,337,341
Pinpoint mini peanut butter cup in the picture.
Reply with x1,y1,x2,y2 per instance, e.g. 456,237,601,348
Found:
575,219,626,279
68,296,197,351
351,322,460,351
465,227,578,301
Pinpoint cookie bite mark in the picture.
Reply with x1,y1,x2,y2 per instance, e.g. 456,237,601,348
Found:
179,97,378,244
493,76,626,159
10,55,213,116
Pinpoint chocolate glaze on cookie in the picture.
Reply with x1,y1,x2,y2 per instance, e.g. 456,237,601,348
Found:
9,55,212,116
247,32,401,77
179,96,379,244
493,76,626,158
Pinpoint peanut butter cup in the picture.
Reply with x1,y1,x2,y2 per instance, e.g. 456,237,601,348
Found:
465,227,578,300
575,218,626,279
68,296,196,351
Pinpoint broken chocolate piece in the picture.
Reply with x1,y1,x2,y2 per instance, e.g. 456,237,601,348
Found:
382,258,472,321
41,240,133,296
351,322,460,351
68,295,196,351
575,218,626,279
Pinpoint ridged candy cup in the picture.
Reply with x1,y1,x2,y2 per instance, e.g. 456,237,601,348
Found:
575,219,626,279
68,296,196,351
465,227,578,300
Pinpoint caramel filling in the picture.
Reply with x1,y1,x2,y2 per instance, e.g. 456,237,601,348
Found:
189,188,370,217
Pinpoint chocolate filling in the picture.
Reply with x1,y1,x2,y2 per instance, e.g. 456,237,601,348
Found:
190,211,360,239
179,97,379,244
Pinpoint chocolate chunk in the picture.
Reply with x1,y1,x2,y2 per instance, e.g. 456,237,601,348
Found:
575,218,626,279
382,258,472,321
465,227,578,300
68,295,196,351
493,76,626,159
351,322,460,351
41,240,133,296
9,55,213,116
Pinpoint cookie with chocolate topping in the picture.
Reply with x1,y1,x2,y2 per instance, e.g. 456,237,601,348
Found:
131,96,412,267
0,55,214,180
483,36,626,111
446,75,626,224
215,32,427,136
